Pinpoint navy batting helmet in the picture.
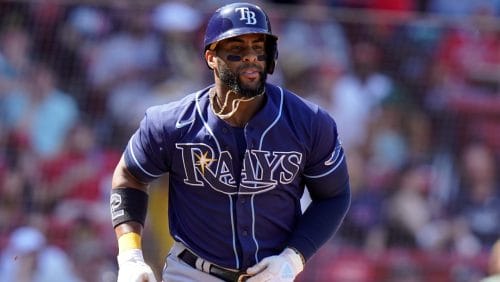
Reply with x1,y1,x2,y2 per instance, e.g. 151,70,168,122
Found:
204,2,278,74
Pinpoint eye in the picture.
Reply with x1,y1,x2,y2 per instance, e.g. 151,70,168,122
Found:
229,45,243,52
254,45,265,52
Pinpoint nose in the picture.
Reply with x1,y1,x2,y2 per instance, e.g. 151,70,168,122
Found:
242,53,257,62
241,47,260,62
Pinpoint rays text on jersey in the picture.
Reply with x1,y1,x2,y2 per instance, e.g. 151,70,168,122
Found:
176,143,302,195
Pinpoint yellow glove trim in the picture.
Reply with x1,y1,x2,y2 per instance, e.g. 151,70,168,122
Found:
118,232,141,253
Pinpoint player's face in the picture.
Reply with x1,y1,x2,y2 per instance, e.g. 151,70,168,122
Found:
214,34,267,98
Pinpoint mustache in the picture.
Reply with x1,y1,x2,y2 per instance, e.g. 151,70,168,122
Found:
238,63,264,73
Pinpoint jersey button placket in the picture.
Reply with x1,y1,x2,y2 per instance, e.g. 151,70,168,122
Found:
235,195,253,267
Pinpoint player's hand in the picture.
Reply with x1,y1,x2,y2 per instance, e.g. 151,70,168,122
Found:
245,248,304,282
117,249,157,282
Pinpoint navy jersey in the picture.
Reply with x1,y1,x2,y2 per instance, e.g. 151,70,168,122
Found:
123,83,348,269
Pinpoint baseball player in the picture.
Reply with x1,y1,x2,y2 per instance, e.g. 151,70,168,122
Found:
110,2,351,282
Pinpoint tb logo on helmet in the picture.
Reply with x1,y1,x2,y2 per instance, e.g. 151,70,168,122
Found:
235,7,257,25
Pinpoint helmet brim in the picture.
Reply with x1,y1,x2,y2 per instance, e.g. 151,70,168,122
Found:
205,27,278,50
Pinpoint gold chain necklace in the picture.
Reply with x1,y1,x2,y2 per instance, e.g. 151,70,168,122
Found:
209,88,264,119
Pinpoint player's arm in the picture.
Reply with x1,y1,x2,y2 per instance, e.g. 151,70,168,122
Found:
111,155,157,282
111,155,148,244
247,108,351,282
287,163,350,260
285,111,351,263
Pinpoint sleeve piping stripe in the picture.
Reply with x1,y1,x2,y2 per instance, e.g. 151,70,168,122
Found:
303,154,345,179
129,134,163,178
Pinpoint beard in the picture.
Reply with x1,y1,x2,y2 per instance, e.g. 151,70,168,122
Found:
218,63,267,98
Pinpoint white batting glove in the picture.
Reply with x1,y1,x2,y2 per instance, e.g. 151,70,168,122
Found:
117,249,157,282
246,248,304,282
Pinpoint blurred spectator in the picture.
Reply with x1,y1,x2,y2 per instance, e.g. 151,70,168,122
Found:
428,3,500,153
27,1,66,61
378,17,442,108
429,0,500,17
278,0,350,93
37,121,120,225
149,1,206,102
0,226,82,282
66,5,111,40
366,98,409,181
330,39,393,151
481,239,500,281
67,217,117,282
0,25,31,95
385,162,433,249
369,0,417,11
86,3,167,138
300,64,344,116
0,137,39,223
2,61,78,157
338,149,386,252
61,5,114,120
152,1,203,79
405,110,434,163
449,142,500,254
333,0,417,11
433,5,500,91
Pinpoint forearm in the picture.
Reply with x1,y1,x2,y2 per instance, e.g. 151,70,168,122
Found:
111,155,150,250
115,221,143,252
115,221,143,236
111,158,157,281
288,185,351,260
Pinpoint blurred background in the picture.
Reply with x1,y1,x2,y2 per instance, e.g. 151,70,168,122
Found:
0,0,500,281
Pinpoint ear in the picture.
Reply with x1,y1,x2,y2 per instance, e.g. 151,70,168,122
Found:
205,49,217,70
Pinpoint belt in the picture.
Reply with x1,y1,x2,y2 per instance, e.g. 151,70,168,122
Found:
178,249,251,282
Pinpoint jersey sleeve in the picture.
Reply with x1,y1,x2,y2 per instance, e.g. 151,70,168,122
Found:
303,108,349,200
123,106,170,183
287,108,350,259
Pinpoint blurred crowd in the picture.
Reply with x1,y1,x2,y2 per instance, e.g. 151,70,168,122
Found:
0,0,500,281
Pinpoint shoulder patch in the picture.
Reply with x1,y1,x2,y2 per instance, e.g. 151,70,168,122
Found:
324,138,342,166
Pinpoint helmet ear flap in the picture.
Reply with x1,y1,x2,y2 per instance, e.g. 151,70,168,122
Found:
266,37,278,74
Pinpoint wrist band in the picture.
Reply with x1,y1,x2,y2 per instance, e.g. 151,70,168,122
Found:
118,232,142,253
288,247,306,266
110,188,148,228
